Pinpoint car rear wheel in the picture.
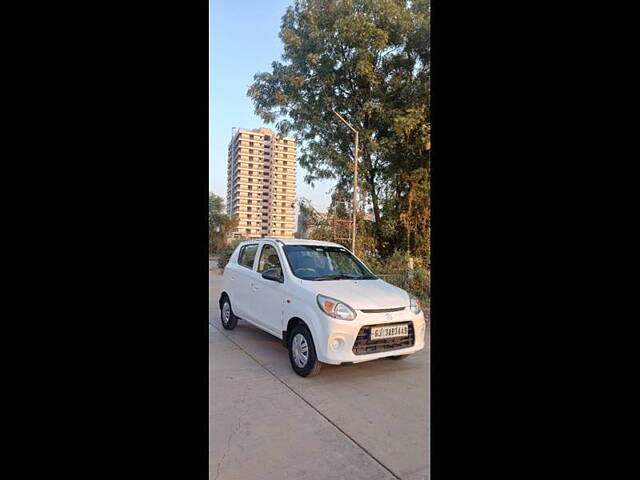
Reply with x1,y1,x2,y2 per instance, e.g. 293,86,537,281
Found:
220,297,238,330
288,324,321,377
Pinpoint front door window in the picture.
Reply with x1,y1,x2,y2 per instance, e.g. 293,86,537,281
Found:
257,244,282,276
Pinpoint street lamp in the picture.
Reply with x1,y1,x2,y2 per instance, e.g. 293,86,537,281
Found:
332,109,358,253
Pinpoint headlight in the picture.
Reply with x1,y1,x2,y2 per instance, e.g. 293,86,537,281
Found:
409,297,421,314
317,295,356,320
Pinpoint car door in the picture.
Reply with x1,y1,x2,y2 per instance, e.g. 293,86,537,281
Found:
231,242,259,320
249,242,286,336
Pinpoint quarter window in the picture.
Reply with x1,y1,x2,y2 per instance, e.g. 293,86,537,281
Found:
238,244,258,269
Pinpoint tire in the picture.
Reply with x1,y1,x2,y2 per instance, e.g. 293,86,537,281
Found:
389,354,410,360
220,296,238,330
288,324,322,377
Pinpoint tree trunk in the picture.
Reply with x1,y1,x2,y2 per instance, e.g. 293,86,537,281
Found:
370,186,384,254
406,178,416,255
361,148,384,254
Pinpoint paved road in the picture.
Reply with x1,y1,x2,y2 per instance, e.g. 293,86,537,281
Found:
209,271,430,480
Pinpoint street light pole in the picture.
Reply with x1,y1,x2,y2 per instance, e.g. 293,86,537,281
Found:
332,109,358,253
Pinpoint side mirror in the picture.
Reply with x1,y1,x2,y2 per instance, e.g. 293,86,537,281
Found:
261,268,284,283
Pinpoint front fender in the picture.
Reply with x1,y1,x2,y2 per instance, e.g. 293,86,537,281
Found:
283,294,324,351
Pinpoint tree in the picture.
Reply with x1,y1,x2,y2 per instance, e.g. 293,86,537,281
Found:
248,0,430,256
209,193,238,255
298,198,333,241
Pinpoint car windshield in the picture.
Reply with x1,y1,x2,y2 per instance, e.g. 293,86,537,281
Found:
282,245,377,281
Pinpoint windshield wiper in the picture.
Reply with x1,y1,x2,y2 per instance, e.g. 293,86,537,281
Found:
313,274,358,281
355,274,378,279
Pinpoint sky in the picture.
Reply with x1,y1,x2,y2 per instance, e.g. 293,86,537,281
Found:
210,0,337,223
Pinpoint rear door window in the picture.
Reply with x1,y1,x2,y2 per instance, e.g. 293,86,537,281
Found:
238,244,258,269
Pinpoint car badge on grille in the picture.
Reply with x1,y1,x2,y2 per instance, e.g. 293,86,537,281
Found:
385,313,393,321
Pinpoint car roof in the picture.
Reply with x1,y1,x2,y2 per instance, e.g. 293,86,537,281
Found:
238,238,345,248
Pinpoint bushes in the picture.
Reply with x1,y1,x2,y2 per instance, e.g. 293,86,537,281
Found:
406,267,430,317
209,193,239,255
217,238,246,270
361,249,430,322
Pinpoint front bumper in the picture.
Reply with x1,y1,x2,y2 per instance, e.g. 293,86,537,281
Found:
314,309,426,365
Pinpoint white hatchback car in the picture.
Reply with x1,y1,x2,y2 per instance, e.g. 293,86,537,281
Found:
219,238,426,377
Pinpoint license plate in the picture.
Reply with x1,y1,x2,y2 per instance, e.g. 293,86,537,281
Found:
370,324,409,340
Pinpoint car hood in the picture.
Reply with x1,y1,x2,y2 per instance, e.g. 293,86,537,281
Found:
301,278,410,310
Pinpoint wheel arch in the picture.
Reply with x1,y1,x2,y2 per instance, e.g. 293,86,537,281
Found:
219,291,229,308
283,316,318,350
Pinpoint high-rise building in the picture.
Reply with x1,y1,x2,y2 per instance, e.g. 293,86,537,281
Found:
226,127,296,239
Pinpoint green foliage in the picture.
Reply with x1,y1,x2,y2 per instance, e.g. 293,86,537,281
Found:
299,198,336,241
209,193,238,255
360,249,429,319
248,0,430,312
217,238,246,270
248,0,430,259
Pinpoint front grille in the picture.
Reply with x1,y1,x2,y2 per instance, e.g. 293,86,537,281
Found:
352,322,415,355
359,306,406,313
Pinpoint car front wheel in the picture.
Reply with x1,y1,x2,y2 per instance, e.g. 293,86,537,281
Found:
288,324,321,377
220,297,238,330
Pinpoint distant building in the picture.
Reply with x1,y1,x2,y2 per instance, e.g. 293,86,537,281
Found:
226,127,297,239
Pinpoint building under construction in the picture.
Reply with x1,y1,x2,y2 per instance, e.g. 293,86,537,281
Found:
226,127,297,239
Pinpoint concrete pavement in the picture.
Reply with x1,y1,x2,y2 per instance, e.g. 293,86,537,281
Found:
209,271,430,480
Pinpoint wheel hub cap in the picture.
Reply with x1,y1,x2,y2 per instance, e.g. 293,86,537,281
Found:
222,303,230,325
292,333,309,368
